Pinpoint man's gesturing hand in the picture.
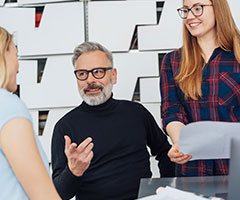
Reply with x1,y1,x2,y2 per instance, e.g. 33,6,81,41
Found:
64,135,94,176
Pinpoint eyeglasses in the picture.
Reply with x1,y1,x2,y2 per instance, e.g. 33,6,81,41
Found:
74,67,113,81
177,4,213,19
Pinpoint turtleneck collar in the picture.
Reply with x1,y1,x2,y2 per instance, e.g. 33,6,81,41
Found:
80,93,117,112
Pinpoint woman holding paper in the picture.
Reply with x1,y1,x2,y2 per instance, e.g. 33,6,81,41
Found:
160,0,240,176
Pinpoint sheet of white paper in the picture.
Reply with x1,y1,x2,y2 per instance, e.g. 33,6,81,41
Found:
179,121,240,160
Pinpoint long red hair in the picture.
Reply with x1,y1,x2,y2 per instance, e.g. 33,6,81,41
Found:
176,0,240,100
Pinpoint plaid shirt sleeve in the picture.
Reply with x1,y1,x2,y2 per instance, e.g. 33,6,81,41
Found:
160,50,188,131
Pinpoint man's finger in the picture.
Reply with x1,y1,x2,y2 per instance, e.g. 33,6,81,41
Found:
64,135,71,150
80,143,94,158
77,137,93,152
85,151,94,162
69,143,78,153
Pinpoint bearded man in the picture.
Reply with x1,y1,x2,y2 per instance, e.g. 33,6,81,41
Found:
51,42,175,200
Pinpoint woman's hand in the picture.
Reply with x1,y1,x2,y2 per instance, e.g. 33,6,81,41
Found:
168,145,192,164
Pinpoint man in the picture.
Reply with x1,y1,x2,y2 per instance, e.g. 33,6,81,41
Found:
51,41,175,200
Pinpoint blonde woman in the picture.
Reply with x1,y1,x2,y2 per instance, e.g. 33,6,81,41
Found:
160,0,240,176
0,26,61,199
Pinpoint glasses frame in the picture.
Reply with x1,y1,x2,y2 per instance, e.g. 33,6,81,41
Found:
74,67,113,81
177,4,213,19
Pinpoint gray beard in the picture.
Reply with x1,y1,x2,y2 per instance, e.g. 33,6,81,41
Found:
79,82,113,106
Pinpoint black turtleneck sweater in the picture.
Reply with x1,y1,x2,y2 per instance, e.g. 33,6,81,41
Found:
51,96,175,200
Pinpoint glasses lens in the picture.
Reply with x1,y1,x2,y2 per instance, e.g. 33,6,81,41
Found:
178,8,188,19
192,5,203,16
75,70,88,80
92,68,105,79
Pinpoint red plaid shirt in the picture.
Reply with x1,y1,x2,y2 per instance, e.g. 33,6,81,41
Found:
160,47,240,176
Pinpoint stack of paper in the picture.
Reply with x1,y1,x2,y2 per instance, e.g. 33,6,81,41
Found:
137,186,223,200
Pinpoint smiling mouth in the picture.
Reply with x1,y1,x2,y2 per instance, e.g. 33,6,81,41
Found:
85,88,101,94
84,85,103,95
188,22,201,28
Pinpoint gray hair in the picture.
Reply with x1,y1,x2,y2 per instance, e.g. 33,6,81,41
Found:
72,41,113,67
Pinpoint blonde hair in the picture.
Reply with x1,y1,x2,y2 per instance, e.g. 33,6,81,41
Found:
176,0,240,100
0,26,13,88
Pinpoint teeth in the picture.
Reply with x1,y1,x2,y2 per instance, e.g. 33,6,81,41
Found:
89,88,101,92
189,22,200,27
89,89,99,92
